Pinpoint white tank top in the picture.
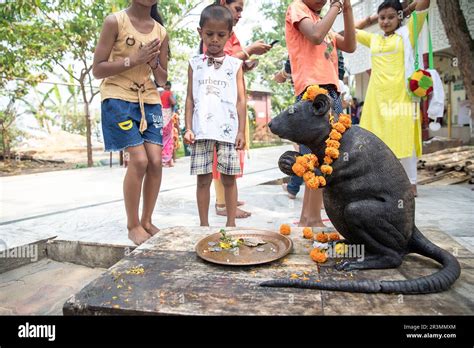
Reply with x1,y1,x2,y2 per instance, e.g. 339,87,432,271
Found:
189,54,242,143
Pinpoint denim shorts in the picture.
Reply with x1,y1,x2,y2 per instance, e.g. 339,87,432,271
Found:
101,98,163,152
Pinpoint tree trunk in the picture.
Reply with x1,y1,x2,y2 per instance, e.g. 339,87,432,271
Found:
436,0,474,104
80,81,93,167
1,128,8,163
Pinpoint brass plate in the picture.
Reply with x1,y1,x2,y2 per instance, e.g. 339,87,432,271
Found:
196,229,293,266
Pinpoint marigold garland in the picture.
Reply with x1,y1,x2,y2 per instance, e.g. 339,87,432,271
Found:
292,85,352,189
302,85,328,101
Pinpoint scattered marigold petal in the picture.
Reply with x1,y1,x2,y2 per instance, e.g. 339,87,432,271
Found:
315,232,329,243
280,224,291,235
303,227,314,239
310,248,328,263
328,232,341,241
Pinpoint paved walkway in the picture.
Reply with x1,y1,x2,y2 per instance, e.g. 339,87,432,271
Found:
1,145,473,251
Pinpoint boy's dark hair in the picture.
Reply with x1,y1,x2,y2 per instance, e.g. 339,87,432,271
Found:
377,0,403,14
165,81,171,87
199,4,233,32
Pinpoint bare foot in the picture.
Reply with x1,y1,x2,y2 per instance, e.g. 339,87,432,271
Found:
128,225,151,245
216,205,251,218
298,220,326,228
236,207,251,218
142,222,160,236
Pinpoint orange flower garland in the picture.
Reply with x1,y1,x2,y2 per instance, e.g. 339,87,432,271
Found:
302,84,328,101
292,85,352,189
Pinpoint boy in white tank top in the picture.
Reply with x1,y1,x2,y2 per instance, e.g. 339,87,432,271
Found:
184,4,246,227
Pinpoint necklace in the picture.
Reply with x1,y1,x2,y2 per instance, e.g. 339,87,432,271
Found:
292,86,352,189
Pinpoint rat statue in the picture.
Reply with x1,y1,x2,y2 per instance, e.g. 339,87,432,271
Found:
262,94,460,294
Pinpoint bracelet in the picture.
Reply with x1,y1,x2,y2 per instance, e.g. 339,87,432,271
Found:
185,129,193,133
330,0,343,14
242,48,250,59
281,70,290,79
148,59,160,70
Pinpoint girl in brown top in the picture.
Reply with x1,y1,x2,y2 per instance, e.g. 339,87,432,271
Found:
93,0,169,245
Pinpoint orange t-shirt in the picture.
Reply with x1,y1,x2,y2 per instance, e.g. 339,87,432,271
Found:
285,0,339,96
203,33,242,56
224,33,243,56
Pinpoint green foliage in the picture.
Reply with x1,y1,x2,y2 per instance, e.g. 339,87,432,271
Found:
0,0,203,164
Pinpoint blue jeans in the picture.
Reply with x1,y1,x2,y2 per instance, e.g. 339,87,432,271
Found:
287,86,343,195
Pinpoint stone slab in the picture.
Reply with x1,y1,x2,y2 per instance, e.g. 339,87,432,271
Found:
64,226,474,316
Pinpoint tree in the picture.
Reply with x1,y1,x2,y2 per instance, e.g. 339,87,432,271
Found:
436,0,474,104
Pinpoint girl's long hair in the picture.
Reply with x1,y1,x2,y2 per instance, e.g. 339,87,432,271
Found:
151,3,171,57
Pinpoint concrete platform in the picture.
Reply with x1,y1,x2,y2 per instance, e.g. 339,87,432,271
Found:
63,226,474,316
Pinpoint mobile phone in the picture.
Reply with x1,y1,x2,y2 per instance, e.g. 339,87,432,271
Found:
270,40,279,47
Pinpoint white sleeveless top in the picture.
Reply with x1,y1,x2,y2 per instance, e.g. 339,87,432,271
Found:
189,54,242,143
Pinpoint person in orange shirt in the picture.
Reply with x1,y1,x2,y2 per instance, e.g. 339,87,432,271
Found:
285,0,356,227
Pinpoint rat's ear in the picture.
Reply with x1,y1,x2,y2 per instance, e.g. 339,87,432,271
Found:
312,94,331,117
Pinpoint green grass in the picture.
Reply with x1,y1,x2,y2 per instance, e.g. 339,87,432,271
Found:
249,141,284,149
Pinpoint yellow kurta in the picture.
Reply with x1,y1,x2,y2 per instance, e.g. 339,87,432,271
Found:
356,11,427,159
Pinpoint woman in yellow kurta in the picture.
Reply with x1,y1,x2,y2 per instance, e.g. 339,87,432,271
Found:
355,0,430,195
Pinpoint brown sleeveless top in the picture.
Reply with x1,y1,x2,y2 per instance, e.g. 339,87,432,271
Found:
100,10,167,132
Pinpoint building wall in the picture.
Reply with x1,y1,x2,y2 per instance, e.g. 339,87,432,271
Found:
336,0,474,75
248,92,272,126
336,0,473,120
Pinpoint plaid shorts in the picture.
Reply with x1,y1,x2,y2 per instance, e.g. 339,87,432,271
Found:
190,139,241,176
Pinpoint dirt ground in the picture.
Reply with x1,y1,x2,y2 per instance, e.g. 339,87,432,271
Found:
0,148,115,177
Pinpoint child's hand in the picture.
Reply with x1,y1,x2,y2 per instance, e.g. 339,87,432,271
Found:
343,0,352,11
184,129,195,145
131,39,161,67
249,40,271,56
235,131,245,150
